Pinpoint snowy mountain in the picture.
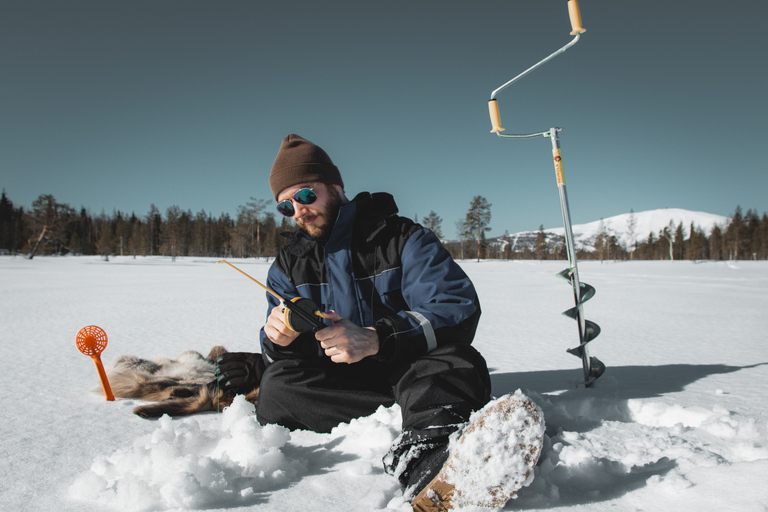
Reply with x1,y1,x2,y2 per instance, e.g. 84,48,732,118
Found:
497,208,731,253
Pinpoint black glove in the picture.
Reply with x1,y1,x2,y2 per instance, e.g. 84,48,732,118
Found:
213,352,266,394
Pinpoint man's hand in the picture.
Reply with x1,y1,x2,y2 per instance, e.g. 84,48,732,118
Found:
315,311,380,364
264,304,301,347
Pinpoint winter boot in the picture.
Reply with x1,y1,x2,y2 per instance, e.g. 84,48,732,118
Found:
411,390,544,511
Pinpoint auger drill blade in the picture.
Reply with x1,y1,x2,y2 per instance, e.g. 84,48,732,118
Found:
562,281,595,321
588,357,606,381
566,320,601,356
579,282,595,303
557,268,573,282
557,270,596,303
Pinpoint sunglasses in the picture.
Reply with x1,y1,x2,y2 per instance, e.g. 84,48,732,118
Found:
276,184,317,217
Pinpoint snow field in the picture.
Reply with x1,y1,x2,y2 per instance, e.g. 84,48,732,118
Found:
1,256,766,511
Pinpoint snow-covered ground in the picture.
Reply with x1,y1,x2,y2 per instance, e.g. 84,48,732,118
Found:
1,255,766,511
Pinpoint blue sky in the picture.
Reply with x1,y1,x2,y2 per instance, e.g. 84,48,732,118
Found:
2,0,766,239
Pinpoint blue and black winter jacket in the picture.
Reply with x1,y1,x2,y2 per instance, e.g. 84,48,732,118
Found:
259,192,481,365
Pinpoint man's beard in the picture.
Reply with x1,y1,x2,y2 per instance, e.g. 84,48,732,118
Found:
296,186,343,239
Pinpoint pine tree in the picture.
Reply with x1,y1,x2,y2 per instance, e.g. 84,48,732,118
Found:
0,191,17,253
709,225,724,260
128,213,150,257
421,211,443,239
745,209,760,260
160,206,183,260
642,232,656,260
146,205,162,255
246,197,271,259
214,213,234,257
673,222,686,260
461,196,492,262
688,222,702,261
725,206,744,260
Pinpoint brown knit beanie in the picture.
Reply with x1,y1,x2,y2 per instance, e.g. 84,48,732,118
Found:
269,134,344,200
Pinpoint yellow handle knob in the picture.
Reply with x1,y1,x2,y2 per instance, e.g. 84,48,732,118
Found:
488,99,505,133
568,0,586,35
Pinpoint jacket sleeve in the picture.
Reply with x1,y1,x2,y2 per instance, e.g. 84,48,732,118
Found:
372,228,481,364
259,265,323,362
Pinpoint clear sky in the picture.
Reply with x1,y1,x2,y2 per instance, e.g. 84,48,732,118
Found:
2,0,766,239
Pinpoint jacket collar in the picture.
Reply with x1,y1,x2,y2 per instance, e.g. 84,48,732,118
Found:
350,192,399,241
285,191,400,249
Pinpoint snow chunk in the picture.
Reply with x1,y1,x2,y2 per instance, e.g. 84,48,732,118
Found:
69,395,306,511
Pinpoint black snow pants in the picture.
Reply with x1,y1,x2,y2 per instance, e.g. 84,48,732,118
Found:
256,343,492,489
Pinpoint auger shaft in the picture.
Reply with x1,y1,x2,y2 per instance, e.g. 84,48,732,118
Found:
550,129,584,328
549,130,603,385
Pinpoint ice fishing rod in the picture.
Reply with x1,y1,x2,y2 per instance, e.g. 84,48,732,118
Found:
217,260,327,332
487,0,604,386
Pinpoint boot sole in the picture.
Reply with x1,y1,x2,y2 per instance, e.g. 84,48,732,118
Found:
412,390,544,510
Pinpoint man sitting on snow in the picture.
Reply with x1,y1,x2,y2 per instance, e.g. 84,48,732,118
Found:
217,134,544,510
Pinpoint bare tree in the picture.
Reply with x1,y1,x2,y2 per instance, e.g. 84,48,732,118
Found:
593,219,609,262
627,209,637,259
658,220,675,261
27,194,75,258
534,225,548,261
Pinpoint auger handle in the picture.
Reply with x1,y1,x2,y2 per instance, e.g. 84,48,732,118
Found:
489,99,505,133
568,0,586,35
488,1,585,138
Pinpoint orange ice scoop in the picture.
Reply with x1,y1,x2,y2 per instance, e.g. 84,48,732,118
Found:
76,325,115,401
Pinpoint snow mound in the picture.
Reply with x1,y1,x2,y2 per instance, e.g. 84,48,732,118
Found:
69,395,305,511
66,386,768,511
516,389,768,509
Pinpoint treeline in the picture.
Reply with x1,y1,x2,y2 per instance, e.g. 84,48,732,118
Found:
1,191,766,261
486,206,767,262
0,192,291,259
618,207,768,261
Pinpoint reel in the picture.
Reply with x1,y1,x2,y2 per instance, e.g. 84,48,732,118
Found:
284,297,325,333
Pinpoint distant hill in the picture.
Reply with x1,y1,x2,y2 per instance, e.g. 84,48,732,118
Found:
493,208,731,252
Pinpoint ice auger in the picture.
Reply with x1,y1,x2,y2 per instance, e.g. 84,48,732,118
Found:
487,0,604,385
